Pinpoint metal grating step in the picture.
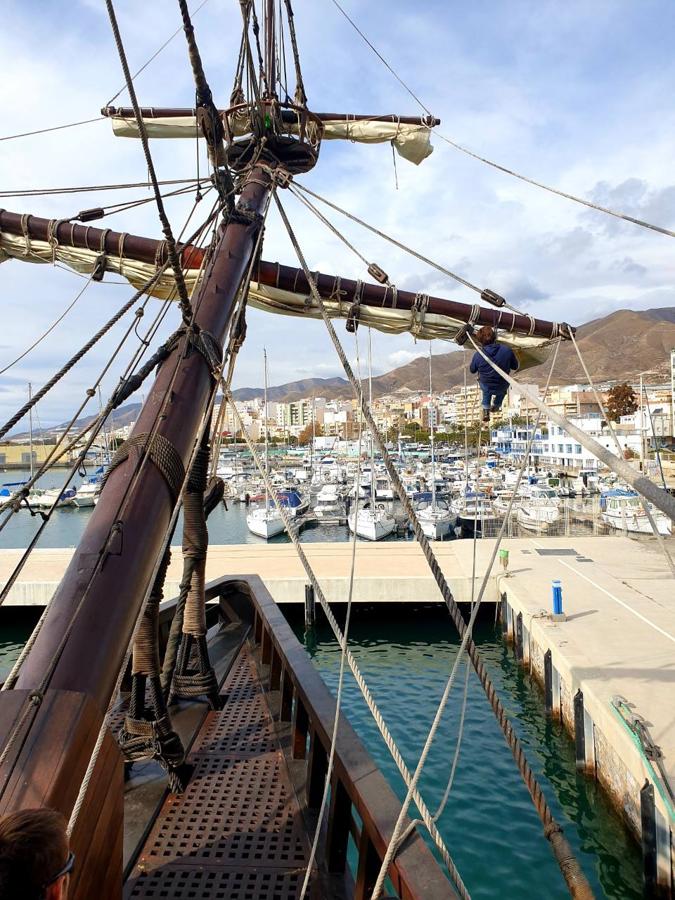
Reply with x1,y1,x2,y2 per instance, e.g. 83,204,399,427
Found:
124,648,312,899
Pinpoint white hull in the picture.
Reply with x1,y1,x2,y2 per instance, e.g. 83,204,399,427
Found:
416,506,456,540
246,509,286,539
29,489,77,509
516,503,560,532
347,508,396,541
601,510,671,536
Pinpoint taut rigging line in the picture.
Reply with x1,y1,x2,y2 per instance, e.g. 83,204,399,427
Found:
327,0,675,240
275,191,594,899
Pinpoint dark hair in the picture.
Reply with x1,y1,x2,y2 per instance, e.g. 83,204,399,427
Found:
0,808,68,899
475,325,496,346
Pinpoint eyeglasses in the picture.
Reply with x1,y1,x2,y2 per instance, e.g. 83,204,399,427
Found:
43,851,75,889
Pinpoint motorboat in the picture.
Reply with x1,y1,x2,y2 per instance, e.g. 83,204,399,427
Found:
600,489,672,535
374,476,395,501
516,499,561,532
74,478,102,507
452,492,500,536
29,486,78,509
276,488,309,518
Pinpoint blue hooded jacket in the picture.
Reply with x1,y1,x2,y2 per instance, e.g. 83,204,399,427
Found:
469,341,519,391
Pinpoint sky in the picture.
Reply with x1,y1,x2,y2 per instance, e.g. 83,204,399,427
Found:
1,0,675,426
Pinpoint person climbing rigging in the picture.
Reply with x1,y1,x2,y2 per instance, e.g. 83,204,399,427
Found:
469,325,519,423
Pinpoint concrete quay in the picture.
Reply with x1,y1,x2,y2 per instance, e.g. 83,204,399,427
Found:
1,535,674,891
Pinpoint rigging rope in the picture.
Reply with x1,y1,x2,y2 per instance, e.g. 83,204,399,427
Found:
229,391,469,898
275,191,594,898
327,0,675,241
0,118,103,143
0,274,94,376
291,182,524,314
373,342,561,897
104,0,193,323
0,177,202,199
298,333,363,900
105,0,212,106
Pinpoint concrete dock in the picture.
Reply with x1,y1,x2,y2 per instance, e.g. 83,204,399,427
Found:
1,535,674,890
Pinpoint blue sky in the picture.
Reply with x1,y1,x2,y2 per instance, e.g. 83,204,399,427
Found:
1,0,675,425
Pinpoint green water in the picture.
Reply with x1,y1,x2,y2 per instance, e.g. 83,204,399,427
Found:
286,604,642,899
0,609,39,682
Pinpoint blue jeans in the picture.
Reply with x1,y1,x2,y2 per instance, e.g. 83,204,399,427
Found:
481,385,507,410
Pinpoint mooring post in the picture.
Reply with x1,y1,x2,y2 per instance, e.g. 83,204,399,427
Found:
640,780,658,895
544,649,553,714
304,582,315,630
515,612,524,661
574,689,585,770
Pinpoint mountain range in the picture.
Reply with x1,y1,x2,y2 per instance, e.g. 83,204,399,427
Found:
231,306,675,401
10,307,675,438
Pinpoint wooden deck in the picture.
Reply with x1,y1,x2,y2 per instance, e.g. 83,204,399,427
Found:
125,645,314,899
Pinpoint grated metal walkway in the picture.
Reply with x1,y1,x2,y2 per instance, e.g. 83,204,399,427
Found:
124,646,313,899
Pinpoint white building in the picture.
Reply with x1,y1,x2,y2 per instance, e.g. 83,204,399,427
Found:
492,415,642,470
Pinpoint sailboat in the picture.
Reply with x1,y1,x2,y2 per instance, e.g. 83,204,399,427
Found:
246,349,285,539
348,330,396,541
415,346,456,540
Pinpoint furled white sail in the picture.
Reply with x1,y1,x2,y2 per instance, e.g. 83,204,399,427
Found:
0,231,555,367
108,113,433,165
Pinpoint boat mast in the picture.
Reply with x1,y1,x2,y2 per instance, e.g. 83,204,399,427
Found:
428,346,436,511
367,328,375,501
28,382,34,480
264,347,270,511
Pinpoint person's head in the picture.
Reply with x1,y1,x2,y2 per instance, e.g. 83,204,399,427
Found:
0,808,72,900
475,325,496,346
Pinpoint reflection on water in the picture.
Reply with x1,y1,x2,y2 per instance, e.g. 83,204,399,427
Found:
1,468,671,550
285,604,642,900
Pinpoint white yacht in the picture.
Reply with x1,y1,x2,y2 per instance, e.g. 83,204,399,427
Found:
415,494,456,540
246,504,286,539
516,499,561,532
347,502,396,541
600,489,672,535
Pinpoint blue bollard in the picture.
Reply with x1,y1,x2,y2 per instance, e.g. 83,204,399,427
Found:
552,580,563,615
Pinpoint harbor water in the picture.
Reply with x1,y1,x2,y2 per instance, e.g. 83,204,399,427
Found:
285,604,642,899
0,467,664,550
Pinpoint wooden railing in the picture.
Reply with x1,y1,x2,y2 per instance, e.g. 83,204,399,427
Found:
211,574,458,900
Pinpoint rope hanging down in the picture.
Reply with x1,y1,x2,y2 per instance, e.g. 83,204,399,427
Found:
104,0,193,323
291,183,518,313
327,0,675,241
274,192,594,899
372,342,562,898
